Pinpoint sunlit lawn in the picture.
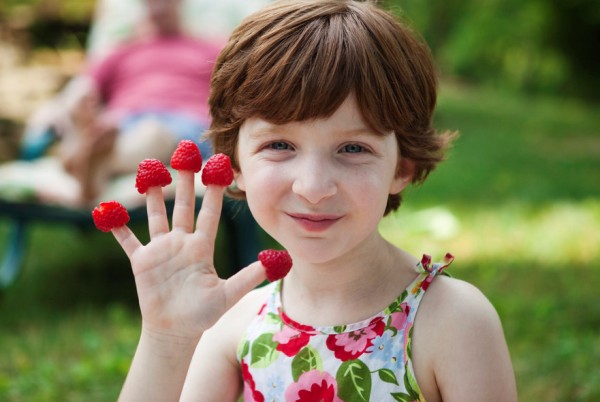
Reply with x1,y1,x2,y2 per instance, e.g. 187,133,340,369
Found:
381,83,600,401
1,84,599,401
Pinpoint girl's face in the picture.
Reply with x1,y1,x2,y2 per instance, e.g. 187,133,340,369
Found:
235,95,412,265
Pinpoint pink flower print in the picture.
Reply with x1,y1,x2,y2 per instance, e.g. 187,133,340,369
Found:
274,313,316,357
241,360,265,402
273,325,311,357
326,317,385,361
420,274,434,291
389,303,410,330
285,370,342,402
421,254,432,272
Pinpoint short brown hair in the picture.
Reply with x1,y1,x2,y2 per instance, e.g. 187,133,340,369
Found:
207,0,454,215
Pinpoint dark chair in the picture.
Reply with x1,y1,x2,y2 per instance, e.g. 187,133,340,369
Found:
0,192,261,290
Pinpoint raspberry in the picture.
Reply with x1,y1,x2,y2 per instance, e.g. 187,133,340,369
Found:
170,140,203,172
258,249,293,282
92,200,130,232
135,159,173,194
201,153,234,186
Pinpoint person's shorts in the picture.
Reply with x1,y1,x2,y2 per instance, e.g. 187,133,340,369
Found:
120,111,213,159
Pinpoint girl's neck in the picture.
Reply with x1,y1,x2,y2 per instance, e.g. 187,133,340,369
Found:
281,234,420,327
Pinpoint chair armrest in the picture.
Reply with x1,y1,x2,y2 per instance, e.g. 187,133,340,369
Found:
0,220,27,289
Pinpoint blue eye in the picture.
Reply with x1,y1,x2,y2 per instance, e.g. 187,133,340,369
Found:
341,144,364,153
269,142,291,150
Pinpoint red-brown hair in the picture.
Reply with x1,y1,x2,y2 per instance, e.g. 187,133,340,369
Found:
206,0,454,214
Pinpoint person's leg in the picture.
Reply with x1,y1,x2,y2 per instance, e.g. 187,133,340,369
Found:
159,112,213,160
109,116,180,175
59,91,118,205
111,111,213,174
62,110,206,205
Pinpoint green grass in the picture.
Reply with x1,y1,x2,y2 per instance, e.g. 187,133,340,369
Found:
1,85,599,401
380,82,600,401
380,201,600,401
409,83,600,206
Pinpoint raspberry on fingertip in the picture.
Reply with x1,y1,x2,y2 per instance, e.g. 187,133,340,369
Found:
135,159,173,194
92,200,130,232
201,153,234,186
171,140,203,173
258,249,293,282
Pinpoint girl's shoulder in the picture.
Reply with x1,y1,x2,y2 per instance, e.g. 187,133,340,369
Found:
412,275,511,400
415,273,503,341
411,254,497,323
421,274,499,321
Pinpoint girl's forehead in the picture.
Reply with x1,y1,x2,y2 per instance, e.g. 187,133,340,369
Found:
240,95,387,136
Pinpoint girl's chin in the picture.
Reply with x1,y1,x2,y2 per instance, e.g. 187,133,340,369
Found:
282,243,352,266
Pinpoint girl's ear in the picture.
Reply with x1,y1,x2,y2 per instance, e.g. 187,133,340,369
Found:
234,169,246,191
390,157,415,195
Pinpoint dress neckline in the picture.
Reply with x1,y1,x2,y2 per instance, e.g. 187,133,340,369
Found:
272,260,428,335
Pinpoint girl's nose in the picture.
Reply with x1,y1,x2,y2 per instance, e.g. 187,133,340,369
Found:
291,156,337,204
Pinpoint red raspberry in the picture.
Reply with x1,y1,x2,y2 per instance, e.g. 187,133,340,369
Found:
170,140,203,172
201,153,234,186
258,249,293,282
92,200,130,232
135,159,173,194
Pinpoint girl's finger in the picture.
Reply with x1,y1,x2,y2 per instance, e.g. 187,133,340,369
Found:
171,171,196,232
195,185,225,246
111,225,142,259
146,186,170,238
223,261,267,311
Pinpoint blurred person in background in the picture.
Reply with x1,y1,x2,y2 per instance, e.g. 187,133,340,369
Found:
9,0,270,208
57,0,222,205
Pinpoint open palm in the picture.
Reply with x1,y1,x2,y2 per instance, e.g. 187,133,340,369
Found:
111,170,266,340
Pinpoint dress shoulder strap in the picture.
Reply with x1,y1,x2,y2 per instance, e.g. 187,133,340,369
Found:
404,253,454,316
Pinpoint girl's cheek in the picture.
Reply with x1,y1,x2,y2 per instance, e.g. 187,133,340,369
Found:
246,164,287,193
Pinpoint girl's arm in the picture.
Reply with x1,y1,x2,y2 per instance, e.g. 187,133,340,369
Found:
111,171,266,402
414,277,518,402
180,286,269,401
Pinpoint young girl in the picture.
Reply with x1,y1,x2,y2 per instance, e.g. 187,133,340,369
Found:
112,1,517,400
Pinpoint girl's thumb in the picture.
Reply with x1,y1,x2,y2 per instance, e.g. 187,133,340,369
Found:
223,261,267,311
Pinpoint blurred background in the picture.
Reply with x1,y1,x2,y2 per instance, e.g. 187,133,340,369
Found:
0,0,599,400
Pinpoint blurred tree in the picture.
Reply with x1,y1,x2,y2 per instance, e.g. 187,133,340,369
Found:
384,0,600,100
2,0,598,100
2,0,93,51
546,0,600,100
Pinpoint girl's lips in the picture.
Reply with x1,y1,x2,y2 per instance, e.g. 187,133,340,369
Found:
287,213,342,232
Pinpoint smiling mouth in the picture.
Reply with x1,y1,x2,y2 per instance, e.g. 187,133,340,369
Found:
287,213,342,232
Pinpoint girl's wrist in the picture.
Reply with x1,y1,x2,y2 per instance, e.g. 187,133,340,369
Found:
139,324,201,360
118,325,202,401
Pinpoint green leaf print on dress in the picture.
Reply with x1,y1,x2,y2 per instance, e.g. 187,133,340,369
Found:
237,255,454,401
336,360,372,401
403,362,424,402
377,368,400,386
250,332,279,368
291,345,323,381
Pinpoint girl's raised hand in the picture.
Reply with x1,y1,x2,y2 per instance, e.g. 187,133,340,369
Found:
110,168,266,342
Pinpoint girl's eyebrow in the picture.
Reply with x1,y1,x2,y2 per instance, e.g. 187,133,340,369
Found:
245,119,386,139
248,127,376,139
341,127,382,136
246,126,281,139
330,126,392,139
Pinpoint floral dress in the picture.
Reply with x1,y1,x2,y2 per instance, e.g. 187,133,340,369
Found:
237,253,454,402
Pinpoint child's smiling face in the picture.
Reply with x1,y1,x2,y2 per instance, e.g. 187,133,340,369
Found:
235,95,413,264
